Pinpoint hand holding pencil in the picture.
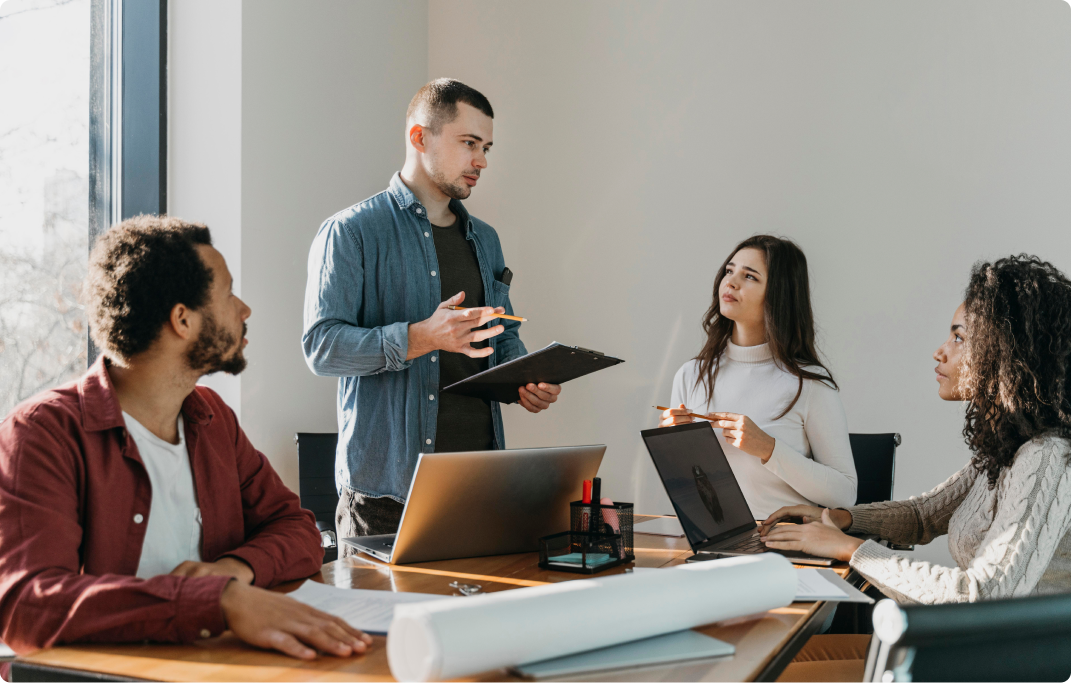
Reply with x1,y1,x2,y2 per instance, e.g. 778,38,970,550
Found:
655,404,714,428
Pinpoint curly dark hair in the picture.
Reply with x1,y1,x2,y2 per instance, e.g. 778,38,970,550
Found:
962,254,1071,488
84,215,214,361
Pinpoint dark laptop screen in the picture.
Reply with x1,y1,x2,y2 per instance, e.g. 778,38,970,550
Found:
641,422,756,548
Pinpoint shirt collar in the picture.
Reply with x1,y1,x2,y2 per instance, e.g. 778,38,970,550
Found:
388,172,474,237
726,341,774,364
78,356,214,432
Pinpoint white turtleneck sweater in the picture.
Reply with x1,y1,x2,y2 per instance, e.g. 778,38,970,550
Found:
669,342,857,519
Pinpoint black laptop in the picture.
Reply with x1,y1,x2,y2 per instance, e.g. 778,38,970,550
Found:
641,421,836,566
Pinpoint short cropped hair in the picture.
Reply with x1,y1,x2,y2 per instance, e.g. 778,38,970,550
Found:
84,215,214,361
406,78,494,135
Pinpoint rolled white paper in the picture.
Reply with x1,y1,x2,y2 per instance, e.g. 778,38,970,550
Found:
387,553,796,681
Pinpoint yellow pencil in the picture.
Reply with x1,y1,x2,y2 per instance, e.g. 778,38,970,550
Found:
653,405,715,421
447,306,527,323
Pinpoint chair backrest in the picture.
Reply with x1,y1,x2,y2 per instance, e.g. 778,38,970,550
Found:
295,432,340,526
865,594,1072,682
849,433,900,505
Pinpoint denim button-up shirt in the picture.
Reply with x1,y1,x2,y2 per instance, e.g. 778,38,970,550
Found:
302,173,527,501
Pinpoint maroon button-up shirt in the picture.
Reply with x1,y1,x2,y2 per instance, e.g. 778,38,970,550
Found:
0,358,324,653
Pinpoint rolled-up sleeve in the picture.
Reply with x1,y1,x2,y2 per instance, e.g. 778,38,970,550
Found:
302,218,413,376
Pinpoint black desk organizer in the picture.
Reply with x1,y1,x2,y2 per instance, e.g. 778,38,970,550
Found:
537,501,634,574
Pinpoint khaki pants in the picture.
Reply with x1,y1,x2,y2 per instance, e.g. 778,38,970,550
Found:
776,634,872,682
335,488,405,558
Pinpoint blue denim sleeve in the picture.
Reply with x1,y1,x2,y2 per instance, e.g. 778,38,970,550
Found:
302,219,412,376
494,286,528,365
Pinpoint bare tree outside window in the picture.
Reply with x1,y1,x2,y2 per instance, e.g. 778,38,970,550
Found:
0,0,90,418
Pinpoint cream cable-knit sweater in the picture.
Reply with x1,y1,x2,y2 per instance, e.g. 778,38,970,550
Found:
846,434,1070,604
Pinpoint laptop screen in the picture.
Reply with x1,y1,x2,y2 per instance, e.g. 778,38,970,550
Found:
641,422,756,549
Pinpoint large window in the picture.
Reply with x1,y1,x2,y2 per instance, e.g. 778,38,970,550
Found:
0,0,165,418
0,0,91,417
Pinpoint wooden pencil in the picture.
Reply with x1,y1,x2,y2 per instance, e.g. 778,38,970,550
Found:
653,405,715,421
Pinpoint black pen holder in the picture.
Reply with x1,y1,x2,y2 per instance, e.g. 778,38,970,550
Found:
536,501,635,574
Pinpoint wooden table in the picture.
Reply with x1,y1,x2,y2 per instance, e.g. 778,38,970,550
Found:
12,517,851,682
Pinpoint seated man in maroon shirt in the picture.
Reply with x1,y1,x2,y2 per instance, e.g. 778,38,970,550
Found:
0,216,371,660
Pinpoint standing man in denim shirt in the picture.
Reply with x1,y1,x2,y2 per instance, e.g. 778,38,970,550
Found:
302,80,561,547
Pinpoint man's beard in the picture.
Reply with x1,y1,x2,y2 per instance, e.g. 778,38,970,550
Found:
186,311,247,375
430,168,475,200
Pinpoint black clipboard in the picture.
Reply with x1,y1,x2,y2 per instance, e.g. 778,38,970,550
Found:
442,342,625,404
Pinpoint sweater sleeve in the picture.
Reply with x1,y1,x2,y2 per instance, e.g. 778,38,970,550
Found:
848,437,1071,604
846,463,976,546
762,380,858,508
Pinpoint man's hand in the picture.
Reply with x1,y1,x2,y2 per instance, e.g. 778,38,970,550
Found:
760,509,864,562
710,412,776,463
518,383,560,413
171,557,255,585
407,292,505,360
220,581,372,660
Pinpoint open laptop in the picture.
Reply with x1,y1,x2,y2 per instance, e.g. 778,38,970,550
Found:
640,422,836,566
342,445,605,564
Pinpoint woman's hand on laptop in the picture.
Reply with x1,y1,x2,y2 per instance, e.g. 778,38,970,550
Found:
759,505,853,535
220,581,372,660
759,508,863,562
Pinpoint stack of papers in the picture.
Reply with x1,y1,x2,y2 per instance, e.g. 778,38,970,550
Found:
287,581,451,635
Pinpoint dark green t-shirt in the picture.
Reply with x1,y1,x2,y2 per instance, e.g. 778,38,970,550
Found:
430,216,495,452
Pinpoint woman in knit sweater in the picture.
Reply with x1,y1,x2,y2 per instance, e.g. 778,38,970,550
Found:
761,254,1071,604
658,235,857,519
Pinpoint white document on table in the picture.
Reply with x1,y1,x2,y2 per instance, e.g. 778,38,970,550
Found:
634,516,686,537
794,568,873,603
287,581,452,635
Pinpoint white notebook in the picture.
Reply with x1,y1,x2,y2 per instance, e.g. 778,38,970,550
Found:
513,629,734,679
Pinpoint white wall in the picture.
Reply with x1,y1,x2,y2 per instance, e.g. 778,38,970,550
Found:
168,0,243,418
428,0,1071,567
240,0,428,490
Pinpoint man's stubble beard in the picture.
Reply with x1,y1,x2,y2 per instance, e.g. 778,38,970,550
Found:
185,310,247,376
430,167,472,201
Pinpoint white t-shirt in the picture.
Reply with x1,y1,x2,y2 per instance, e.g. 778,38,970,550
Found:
123,411,203,578
670,341,857,519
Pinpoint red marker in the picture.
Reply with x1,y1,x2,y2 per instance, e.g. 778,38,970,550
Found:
582,480,592,504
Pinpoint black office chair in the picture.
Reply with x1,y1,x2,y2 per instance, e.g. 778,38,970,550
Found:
849,433,900,506
865,593,1072,682
295,432,340,563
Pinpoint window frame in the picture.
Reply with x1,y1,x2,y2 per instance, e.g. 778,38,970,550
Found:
88,0,167,363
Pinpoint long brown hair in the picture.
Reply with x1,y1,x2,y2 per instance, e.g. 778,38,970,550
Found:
694,235,836,419
961,255,1070,489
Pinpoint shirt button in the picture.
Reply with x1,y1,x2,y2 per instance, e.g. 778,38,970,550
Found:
424,231,429,237
429,395,435,401
430,356,437,362
133,513,144,524
200,628,211,639
431,271,436,277
425,439,432,445
416,208,424,215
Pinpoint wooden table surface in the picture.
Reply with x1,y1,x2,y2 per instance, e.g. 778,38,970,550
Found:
15,516,847,682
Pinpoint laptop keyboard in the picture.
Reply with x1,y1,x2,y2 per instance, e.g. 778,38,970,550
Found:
721,532,765,553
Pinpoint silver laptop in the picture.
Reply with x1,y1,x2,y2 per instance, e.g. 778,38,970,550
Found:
641,422,836,566
342,445,605,564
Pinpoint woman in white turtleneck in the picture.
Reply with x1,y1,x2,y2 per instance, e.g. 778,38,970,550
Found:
659,235,857,519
